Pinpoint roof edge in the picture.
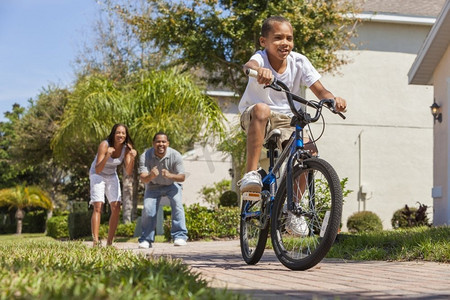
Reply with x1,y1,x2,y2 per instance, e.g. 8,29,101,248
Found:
354,13,436,25
408,1,450,85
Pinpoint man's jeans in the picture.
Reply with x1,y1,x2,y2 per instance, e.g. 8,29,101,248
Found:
139,183,188,243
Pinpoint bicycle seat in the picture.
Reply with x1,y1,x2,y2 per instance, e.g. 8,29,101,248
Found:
263,129,281,149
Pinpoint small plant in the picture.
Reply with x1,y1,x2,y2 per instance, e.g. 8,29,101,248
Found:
198,179,231,208
347,211,383,233
46,215,69,239
391,202,431,228
115,222,136,237
219,190,238,207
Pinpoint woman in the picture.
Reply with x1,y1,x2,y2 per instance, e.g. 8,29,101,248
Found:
89,123,137,246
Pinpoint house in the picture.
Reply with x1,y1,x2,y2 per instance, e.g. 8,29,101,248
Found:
408,0,450,226
304,0,444,229
181,0,445,230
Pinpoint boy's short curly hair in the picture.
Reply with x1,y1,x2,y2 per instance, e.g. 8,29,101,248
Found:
261,16,291,37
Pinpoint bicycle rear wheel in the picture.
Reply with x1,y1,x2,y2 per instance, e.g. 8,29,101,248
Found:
240,193,269,265
271,158,342,270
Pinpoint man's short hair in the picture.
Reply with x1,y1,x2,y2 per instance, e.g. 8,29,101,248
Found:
153,131,169,141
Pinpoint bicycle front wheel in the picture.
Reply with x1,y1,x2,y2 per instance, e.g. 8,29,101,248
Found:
271,158,342,270
240,196,269,265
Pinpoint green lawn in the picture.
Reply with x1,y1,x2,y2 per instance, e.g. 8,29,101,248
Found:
328,226,450,262
0,234,245,300
1,226,449,299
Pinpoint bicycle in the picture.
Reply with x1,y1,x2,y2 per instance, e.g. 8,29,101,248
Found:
240,69,346,270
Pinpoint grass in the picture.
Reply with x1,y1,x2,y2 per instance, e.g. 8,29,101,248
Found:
1,226,449,299
0,234,246,300
328,226,450,262
261,226,450,263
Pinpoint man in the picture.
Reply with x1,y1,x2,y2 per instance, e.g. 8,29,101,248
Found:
138,132,188,248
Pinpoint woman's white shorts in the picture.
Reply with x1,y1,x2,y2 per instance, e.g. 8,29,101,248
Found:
89,173,121,205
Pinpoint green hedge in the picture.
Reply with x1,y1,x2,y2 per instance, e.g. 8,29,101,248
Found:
46,215,69,239
99,222,136,238
68,211,92,240
23,210,47,233
0,210,48,234
46,203,240,241
164,204,240,240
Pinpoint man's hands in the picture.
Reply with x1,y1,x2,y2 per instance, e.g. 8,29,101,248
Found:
150,166,174,180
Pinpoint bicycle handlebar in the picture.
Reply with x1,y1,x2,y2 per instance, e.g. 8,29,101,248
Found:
245,69,346,121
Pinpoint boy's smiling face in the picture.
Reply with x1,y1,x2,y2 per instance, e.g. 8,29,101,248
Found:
259,21,294,68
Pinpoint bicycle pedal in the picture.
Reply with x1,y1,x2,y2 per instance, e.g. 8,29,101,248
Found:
241,192,261,201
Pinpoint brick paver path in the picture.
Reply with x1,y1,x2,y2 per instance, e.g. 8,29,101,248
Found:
102,240,450,299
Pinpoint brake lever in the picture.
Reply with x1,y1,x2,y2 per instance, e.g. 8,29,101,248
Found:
264,81,282,92
323,99,346,120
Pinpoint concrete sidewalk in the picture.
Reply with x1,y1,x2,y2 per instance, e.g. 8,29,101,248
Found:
107,240,449,299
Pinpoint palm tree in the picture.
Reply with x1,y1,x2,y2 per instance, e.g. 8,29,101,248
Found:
0,185,53,234
129,68,225,152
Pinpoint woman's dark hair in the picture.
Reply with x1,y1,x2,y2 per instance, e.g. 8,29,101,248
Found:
153,131,169,142
261,16,291,37
107,123,134,147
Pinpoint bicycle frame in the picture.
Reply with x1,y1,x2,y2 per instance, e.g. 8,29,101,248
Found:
242,121,309,227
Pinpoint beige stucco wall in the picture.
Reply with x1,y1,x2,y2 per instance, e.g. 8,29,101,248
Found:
181,98,238,207
305,21,434,230
431,45,450,225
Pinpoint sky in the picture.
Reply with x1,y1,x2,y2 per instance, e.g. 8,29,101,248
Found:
0,0,100,122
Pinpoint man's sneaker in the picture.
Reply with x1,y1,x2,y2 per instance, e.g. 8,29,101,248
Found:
238,170,262,193
173,238,187,246
286,212,309,237
138,240,152,249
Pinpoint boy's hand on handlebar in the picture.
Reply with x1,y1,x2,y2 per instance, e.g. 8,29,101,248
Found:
255,67,274,85
334,97,347,112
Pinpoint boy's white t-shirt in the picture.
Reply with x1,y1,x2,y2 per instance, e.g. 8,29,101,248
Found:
238,49,321,115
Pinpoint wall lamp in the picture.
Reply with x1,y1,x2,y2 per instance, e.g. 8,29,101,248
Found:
430,101,442,123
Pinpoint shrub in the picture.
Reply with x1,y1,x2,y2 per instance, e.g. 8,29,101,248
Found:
347,211,383,233
99,224,108,238
164,203,240,240
23,210,47,233
115,222,136,237
68,211,92,239
46,215,69,239
199,179,231,208
219,190,238,207
391,203,430,228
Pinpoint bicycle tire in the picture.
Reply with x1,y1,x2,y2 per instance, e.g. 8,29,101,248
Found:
240,196,269,265
271,158,342,270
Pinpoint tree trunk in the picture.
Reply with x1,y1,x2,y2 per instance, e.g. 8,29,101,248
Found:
122,164,134,224
15,208,25,235
132,164,138,221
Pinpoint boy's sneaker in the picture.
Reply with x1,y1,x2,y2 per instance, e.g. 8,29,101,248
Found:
286,212,309,237
138,240,152,249
173,238,187,246
238,170,262,193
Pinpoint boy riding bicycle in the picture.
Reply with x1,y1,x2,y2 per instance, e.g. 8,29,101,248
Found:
238,16,347,193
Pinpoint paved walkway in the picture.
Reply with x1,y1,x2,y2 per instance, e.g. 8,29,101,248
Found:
105,240,450,299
